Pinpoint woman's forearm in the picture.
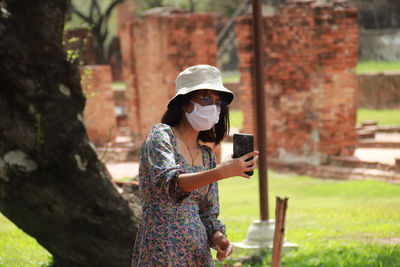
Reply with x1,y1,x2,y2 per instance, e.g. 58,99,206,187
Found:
177,166,224,192
177,151,259,192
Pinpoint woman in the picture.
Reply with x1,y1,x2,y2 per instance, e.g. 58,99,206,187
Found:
132,65,258,266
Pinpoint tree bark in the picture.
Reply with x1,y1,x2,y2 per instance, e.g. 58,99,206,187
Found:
0,1,140,266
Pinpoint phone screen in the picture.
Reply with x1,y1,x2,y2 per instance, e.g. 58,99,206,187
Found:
233,133,254,176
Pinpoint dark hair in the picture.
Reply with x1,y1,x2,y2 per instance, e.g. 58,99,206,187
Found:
161,92,230,145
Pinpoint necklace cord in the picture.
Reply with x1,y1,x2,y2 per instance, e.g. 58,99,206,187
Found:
183,137,200,167
179,128,200,167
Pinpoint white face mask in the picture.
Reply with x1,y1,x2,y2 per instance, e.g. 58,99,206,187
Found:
185,102,221,131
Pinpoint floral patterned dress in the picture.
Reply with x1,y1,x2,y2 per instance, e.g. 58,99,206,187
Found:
132,123,226,267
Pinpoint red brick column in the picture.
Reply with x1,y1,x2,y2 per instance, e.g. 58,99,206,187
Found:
81,65,117,146
118,16,141,139
119,11,217,139
236,0,359,165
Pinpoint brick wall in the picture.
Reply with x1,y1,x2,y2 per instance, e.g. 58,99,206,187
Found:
117,10,139,137
236,0,359,165
81,65,117,146
358,72,400,109
119,10,217,139
224,82,241,111
117,1,138,37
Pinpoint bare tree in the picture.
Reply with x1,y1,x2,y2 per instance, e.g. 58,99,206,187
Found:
0,0,140,266
188,0,196,12
71,0,124,64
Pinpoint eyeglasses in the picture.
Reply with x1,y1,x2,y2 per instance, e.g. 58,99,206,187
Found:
193,96,227,110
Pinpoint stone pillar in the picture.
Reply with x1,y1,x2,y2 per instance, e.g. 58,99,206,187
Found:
81,65,117,146
236,0,359,165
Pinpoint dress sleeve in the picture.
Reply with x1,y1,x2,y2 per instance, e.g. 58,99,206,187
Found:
143,124,190,202
199,146,226,247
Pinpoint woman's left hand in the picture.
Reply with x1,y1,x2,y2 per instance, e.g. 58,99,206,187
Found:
211,231,233,261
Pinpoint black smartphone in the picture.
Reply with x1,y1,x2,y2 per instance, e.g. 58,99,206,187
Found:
233,133,254,176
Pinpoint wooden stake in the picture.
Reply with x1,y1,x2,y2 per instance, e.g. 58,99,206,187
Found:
271,196,289,267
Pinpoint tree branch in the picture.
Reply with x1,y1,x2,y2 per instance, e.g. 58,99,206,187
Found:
89,0,96,20
93,0,102,21
71,4,93,24
101,0,123,36
105,0,124,19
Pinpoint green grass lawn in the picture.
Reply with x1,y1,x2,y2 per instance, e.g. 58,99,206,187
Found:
2,57,400,264
217,171,400,266
1,172,399,266
357,108,400,126
230,109,244,129
0,214,52,266
230,108,400,129
222,72,240,83
356,61,400,74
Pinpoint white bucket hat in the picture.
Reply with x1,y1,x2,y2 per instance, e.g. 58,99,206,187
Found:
167,65,234,107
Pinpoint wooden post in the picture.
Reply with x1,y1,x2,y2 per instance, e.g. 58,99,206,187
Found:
253,0,269,222
271,196,289,267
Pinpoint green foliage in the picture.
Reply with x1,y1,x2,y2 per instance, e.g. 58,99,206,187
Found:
81,68,95,98
63,16,92,65
217,171,400,266
357,61,400,74
357,108,400,126
65,48,81,63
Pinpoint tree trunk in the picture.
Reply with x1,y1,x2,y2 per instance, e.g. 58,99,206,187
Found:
0,1,140,266
92,25,107,64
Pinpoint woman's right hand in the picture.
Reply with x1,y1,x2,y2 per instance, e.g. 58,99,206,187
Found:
217,151,259,179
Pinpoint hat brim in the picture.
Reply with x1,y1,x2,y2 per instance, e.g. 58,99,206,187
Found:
167,84,234,108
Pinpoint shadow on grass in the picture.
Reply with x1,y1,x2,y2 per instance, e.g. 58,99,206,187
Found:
215,244,400,267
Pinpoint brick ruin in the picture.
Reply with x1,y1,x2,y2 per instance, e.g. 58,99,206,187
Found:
72,1,400,181
81,65,117,146
77,0,397,169
118,10,218,139
358,72,400,109
236,0,359,165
